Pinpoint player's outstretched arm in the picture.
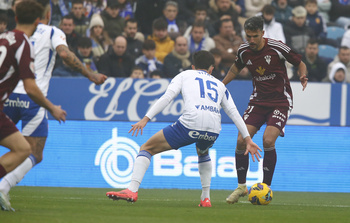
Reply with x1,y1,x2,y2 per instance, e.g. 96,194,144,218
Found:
222,64,240,85
243,136,262,162
56,45,107,85
23,78,67,123
129,116,150,136
297,61,308,91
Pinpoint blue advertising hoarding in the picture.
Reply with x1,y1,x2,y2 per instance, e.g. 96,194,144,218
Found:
1,120,349,192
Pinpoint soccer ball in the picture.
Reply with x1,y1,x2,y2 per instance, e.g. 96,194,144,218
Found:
248,183,273,205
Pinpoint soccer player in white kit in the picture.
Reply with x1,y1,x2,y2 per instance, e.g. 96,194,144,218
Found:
106,50,262,207
0,0,106,209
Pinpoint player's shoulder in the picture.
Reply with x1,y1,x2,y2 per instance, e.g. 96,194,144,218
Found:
237,41,250,53
266,38,291,53
0,30,29,48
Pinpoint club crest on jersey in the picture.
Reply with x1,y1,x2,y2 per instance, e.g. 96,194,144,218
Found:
256,66,266,75
264,55,271,64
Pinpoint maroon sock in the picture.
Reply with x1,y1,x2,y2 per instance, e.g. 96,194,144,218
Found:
236,151,249,184
0,164,7,178
263,149,277,186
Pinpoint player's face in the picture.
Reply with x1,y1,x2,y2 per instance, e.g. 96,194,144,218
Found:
245,29,264,51
191,26,205,43
125,22,137,38
163,5,177,21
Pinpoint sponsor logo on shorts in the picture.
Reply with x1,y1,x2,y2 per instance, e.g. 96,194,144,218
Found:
188,131,217,141
4,97,30,108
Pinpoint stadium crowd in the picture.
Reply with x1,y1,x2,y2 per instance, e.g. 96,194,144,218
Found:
0,0,349,83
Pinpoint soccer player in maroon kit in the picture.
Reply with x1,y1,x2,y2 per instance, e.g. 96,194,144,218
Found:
0,0,66,211
222,16,308,204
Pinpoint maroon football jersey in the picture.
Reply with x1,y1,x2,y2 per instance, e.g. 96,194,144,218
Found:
0,29,35,110
235,38,302,108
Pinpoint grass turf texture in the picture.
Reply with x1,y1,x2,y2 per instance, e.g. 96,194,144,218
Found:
1,187,349,223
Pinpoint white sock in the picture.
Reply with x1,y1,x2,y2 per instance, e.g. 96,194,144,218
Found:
198,155,212,200
0,157,34,194
128,154,151,193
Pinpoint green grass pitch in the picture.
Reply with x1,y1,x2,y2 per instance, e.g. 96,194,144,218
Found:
1,186,349,223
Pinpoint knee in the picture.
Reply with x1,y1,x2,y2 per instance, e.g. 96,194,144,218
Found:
18,142,31,159
236,135,246,151
263,137,275,148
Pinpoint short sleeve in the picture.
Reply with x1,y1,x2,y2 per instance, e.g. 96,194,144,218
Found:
51,27,68,49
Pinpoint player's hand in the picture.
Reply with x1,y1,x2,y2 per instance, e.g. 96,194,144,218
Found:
244,139,262,162
89,73,107,85
299,74,308,91
50,105,67,123
129,116,150,136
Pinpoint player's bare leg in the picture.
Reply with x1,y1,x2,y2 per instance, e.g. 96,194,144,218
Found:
262,126,280,186
226,125,257,204
106,130,172,202
0,132,31,211
197,148,212,207
0,137,45,197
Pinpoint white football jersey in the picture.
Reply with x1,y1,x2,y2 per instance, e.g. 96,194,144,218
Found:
146,69,249,137
14,24,68,96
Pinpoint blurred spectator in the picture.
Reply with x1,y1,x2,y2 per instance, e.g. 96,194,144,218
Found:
271,0,293,26
209,48,228,80
305,0,338,47
186,20,216,54
213,19,243,67
135,39,164,78
84,0,106,18
97,36,134,77
70,0,90,36
244,0,272,18
134,0,166,36
76,37,98,73
100,0,125,40
341,29,350,48
161,1,187,40
183,4,217,38
88,13,113,62
123,18,144,60
0,13,7,33
208,0,242,37
50,0,70,27
150,69,164,79
326,62,348,83
260,4,286,43
176,0,210,25
293,39,327,81
287,0,305,7
129,66,145,79
4,0,15,31
283,6,315,54
163,36,191,78
148,17,175,63
233,0,246,17
0,0,12,14
317,0,331,23
329,0,350,28
60,15,81,51
117,0,134,20
325,46,350,82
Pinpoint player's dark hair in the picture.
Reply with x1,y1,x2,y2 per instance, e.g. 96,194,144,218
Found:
142,39,156,50
244,16,264,31
77,37,92,48
16,0,44,25
152,17,168,31
193,50,215,70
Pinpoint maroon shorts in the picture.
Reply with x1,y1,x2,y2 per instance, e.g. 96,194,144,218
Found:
242,105,291,137
0,110,19,141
